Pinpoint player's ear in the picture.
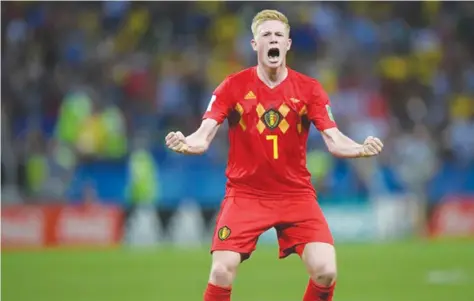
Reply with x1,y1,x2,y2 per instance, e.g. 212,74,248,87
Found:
287,38,292,51
251,38,258,52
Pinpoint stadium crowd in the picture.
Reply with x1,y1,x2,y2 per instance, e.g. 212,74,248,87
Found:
2,1,474,208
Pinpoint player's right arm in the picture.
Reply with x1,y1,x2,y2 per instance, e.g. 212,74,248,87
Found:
165,119,220,155
165,77,234,155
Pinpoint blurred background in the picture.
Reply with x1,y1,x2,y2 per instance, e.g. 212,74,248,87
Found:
1,1,474,301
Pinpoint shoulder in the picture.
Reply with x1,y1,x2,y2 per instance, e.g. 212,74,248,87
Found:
223,67,255,85
288,69,326,101
288,68,323,90
214,67,254,97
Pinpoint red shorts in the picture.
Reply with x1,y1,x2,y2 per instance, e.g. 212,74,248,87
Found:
211,195,333,260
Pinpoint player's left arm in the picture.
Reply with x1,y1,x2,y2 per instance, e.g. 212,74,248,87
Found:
321,128,383,158
308,83,383,158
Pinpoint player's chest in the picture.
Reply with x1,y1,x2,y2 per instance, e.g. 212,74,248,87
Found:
229,86,310,135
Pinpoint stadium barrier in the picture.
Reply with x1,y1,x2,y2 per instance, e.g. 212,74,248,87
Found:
1,203,123,250
429,196,474,238
1,194,425,250
125,194,421,246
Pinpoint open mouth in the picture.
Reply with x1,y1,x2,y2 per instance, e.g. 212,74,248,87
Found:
267,48,280,62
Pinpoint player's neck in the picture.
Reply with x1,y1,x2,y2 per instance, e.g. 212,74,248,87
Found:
257,64,288,88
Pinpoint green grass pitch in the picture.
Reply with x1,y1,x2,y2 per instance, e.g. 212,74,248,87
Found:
2,239,474,301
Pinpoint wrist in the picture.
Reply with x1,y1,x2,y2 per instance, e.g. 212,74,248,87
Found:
356,145,366,158
180,139,208,155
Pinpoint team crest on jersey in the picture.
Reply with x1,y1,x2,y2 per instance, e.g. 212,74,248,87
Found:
218,226,231,240
263,109,281,129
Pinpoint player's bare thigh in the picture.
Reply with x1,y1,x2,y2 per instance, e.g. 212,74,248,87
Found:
301,242,337,286
275,197,337,286
209,250,242,287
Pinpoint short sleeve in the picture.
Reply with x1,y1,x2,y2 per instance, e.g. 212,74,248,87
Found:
202,77,234,124
307,82,337,131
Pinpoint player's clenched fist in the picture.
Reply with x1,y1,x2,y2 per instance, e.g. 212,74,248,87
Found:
361,136,384,157
165,131,189,153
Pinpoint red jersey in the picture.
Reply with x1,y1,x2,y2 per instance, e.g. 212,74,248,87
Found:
203,67,337,199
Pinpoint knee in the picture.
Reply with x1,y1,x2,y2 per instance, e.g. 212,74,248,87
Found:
307,262,337,286
302,243,337,286
209,262,238,286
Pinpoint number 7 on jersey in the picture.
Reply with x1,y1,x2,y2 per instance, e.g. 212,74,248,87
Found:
266,135,279,159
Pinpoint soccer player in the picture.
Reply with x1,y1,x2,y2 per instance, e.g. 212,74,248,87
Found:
165,9,383,301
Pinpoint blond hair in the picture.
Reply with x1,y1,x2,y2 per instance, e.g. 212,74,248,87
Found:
251,9,290,37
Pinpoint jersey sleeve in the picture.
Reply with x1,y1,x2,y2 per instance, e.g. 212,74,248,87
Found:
202,77,234,124
307,82,337,131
